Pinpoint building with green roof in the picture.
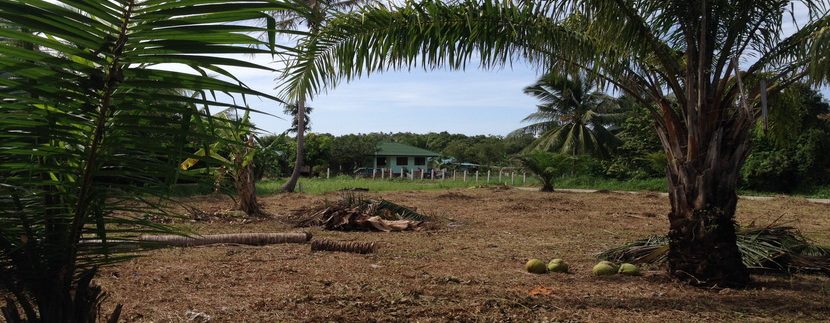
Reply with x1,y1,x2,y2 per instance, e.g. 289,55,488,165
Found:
370,142,441,175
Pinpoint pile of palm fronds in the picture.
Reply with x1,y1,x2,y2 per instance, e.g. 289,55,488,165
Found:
295,193,429,231
598,225,830,275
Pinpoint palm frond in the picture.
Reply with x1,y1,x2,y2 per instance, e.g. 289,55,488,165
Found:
0,0,294,319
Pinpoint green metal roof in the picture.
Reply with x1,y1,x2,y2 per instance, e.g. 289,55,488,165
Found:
374,142,441,157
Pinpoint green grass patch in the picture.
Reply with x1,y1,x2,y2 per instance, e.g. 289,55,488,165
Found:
169,175,829,199
553,175,668,192
256,175,539,195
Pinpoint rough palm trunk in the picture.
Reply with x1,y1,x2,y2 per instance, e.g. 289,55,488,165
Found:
662,122,751,288
236,135,264,216
282,99,306,192
540,179,554,192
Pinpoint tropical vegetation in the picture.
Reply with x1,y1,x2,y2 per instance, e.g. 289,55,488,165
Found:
511,72,622,158
0,0,292,321
280,0,830,287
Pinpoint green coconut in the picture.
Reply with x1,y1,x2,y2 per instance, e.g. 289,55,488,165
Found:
618,263,640,276
598,260,619,271
547,259,569,273
592,262,617,276
525,259,547,274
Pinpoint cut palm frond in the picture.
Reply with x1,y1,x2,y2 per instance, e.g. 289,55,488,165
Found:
598,226,830,275
294,193,428,230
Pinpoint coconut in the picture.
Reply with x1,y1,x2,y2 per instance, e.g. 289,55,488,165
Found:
525,259,547,274
598,260,619,271
618,263,640,276
547,259,569,273
592,262,616,276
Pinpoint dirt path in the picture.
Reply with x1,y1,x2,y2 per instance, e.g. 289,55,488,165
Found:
99,188,830,322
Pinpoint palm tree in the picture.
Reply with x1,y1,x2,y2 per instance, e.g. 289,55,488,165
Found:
513,152,575,192
181,111,271,217
512,72,622,158
280,0,830,287
0,1,290,321
283,103,314,134
275,0,374,192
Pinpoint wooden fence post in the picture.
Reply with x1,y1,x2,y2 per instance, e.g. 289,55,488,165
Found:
463,170,467,182
475,171,479,183
523,172,526,184
431,169,435,180
511,172,515,185
327,168,330,179
381,168,384,179
487,170,491,183
498,169,502,182
453,170,456,181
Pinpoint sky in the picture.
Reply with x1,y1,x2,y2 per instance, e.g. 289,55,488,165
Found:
246,62,543,137
188,3,827,137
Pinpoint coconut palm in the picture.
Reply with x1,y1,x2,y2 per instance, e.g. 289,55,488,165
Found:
275,0,375,192
283,103,314,134
0,0,291,321
280,0,830,287
513,152,576,192
512,72,622,158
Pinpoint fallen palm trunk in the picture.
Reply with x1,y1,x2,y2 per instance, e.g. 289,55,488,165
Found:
311,239,376,254
139,232,312,246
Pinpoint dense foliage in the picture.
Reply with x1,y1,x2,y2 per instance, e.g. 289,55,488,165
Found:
0,0,291,321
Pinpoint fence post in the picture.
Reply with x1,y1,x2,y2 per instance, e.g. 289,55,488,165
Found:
442,169,446,180
372,168,376,179
431,169,435,180
523,172,526,184
453,170,457,181
475,171,479,183
487,170,491,183
381,168,385,179
463,170,467,182
498,169,502,182
420,169,424,180
511,172,515,185
327,168,330,179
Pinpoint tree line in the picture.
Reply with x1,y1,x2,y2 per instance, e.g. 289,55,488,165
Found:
259,79,830,195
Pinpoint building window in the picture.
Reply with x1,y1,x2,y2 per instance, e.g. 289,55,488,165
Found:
376,157,387,167
414,157,426,166
396,157,408,165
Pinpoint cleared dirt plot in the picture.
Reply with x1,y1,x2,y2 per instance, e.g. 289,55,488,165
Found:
99,189,830,322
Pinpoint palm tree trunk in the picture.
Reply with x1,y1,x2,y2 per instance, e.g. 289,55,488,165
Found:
236,135,264,216
281,99,306,192
540,179,554,192
662,123,751,288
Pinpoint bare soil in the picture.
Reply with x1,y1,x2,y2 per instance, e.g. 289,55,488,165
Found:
98,188,830,322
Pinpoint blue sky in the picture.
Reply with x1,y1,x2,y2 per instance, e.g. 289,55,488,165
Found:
250,65,543,136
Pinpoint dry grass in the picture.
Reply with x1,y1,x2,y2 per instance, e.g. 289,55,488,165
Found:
98,189,830,322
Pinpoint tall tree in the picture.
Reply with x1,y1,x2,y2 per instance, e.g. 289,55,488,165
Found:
276,0,374,192
512,72,622,158
0,0,288,320
281,0,830,287
283,103,314,134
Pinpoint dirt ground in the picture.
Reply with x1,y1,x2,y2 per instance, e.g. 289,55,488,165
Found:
98,188,830,322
